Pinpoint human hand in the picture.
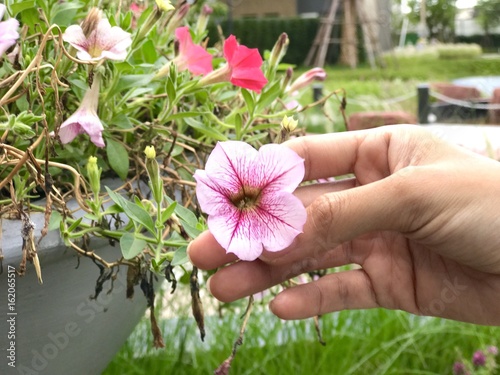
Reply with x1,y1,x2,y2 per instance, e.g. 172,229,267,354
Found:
188,125,500,325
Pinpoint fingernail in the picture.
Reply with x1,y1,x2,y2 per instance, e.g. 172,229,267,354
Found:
206,275,213,295
186,241,193,264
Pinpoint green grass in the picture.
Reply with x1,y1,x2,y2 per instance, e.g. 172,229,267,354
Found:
295,55,500,133
104,307,500,375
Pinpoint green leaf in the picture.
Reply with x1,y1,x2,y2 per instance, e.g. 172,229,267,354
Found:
120,233,147,260
161,201,177,224
48,211,62,231
51,2,83,26
235,113,243,140
141,40,159,64
165,196,198,227
184,117,227,141
167,111,209,121
241,88,255,114
182,222,202,239
167,77,176,106
171,246,189,266
256,80,282,112
10,0,36,16
106,139,129,180
108,74,154,98
18,7,39,32
105,187,156,235
67,217,83,233
110,113,133,130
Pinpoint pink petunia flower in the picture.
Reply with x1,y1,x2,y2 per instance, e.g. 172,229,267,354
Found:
472,350,486,367
199,35,268,93
54,76,105,147
287,67,327,94
63,18,131,61
173,26,213,75
0,4,20,57
194,141,306,261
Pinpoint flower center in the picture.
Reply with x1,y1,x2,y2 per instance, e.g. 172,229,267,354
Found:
88,45,103,58
229,186,261,211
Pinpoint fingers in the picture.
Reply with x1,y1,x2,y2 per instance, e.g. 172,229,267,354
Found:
206,243,354,302
284,128,393,182
270,270,379,320
187,231,237,270
294,177,356,207
259,172,418,266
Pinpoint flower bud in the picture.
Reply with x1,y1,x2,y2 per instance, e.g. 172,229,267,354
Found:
141,199,157,216
281,67,294,91
156,0,175,12
196,4,213,35
166,3,190,35
144,146,163,205
144,145,156,159
281,115,298,133
287,67,327,94
269,33,289,70
87,156,102,196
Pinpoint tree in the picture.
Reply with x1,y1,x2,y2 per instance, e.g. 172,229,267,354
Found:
475,0,500,35
340,0,358,68
408,0,457,41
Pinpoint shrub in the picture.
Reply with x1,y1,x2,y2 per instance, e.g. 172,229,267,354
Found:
436,43,483,59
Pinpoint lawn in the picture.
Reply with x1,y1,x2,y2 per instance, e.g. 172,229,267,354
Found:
103,54,500,375
297,55,500,133
104,300,500,374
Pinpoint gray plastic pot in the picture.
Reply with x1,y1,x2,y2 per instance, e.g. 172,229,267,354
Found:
0,196,151,375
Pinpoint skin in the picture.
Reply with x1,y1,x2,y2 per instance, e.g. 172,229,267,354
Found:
188,125,500,326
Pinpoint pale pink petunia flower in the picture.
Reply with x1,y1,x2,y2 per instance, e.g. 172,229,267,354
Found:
0,4,20,57
287,67,327,95
54,76,105,147
63,18,131,61
199,35,268,93
194,141,306,261
173,26,213,75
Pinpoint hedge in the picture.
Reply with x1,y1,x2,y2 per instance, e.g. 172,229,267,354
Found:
455,34,500,52
207,17,343,66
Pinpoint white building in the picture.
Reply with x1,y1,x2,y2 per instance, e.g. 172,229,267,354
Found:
455,7,500,36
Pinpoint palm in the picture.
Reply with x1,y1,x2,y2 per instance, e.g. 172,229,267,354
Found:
352,231,500,325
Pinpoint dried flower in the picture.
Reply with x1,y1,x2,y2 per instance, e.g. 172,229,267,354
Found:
0,4,19,57
63,16,131,61
194,141,306,261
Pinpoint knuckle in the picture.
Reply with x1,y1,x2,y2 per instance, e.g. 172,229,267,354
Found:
309,194,339,245
332,274,349,311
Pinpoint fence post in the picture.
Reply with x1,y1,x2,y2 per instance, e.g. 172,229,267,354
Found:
418,83,430,124
313,83,323,102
